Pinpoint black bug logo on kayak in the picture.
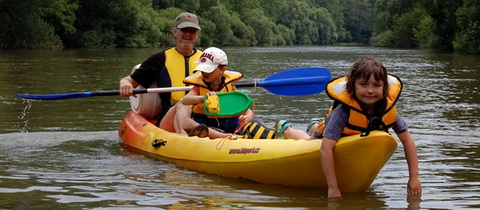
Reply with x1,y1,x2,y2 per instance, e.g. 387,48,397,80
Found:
119,126,126,138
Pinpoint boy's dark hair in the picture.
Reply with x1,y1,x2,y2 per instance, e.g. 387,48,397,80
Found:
346,57,389,97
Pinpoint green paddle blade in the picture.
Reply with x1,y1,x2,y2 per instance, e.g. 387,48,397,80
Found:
203,91,253,117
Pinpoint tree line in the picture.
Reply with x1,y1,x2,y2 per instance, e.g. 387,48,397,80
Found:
0,0,478,54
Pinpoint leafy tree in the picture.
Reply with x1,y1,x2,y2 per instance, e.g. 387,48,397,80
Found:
0,0,478,54
276,24,296,45
39,0,78,45
453,0,480,54
311,0,348,41
255,0,297,45
152,0,175,10
70,0,159,48
196,19,215,47
372,0,394,36
156,7,185,46
0,0,64,49
370,30,395,46
278,1,318,44
242,8,277,46
372,0,430,48
420,0,462,51
313,7,338,44
71,0,125,48
173,0,200,13
384,0,415,15
413,12,436,48
222,0,260,17
343,0,374,43
391,7,425,48
258,0,287,22
202,5,234,46
229,13,256,46
122,1,161,48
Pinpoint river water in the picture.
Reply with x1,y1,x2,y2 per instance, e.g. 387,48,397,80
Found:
0,46,479,209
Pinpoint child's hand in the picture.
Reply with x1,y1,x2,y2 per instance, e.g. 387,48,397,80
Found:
205,91,217,97
239,110,254,125
407,176,422,196
328,187,342,199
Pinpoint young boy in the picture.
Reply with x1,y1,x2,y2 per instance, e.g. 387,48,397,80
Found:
182,47,254,138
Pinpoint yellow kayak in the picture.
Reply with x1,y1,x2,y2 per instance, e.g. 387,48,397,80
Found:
119,111,398,192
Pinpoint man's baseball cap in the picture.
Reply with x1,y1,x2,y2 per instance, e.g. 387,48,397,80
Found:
195,47,228,73
174,12,201,31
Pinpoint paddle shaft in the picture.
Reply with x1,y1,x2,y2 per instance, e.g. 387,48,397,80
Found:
17,67,331,100
73,77,320,97
145,76,329,93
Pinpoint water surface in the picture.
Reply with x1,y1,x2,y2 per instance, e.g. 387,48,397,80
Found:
0,46,479,209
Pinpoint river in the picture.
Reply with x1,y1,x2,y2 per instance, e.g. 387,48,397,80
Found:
0,46,479,209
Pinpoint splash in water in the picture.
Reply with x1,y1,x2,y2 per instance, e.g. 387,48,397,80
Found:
18,99,33,133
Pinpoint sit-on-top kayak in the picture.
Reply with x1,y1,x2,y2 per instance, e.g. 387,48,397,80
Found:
119,111,398,192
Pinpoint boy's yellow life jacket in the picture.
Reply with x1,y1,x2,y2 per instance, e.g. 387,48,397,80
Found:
183,71,243,115
317,74,403,136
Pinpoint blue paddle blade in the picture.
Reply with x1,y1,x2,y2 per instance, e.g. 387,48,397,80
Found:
17,92,94,100
260,67,331,96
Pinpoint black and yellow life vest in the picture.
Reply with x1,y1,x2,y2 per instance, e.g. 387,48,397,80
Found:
161,48,203,105
183,71,243,115
317,74,403,136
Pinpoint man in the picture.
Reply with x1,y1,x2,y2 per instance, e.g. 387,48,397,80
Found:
119,12,203,134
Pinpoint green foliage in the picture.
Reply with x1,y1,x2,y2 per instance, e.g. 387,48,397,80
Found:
370,30,394,47
156,7,184,46
280,1,317,44
373,0,394,35
242,8,277,46
0,0,478,54
152,0,175,10
222,0,260,17
173,0,200,13
276,1,337,45
420,0,462,51
371,0,479,53
311,0,348,41
372,0,429,48
453,0,480,54
413,14,436,48
229,13,256,46
257,0,286,21
314,7,338,44
0,0,64,49
40,0,78,40
391,7,425,48
69,0,161,48
202,5,234,46
196,19,215,47
276,25,296,45
126,2,161,48
343,0,374,43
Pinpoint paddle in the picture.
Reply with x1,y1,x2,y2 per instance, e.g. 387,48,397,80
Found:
16,67,331,100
